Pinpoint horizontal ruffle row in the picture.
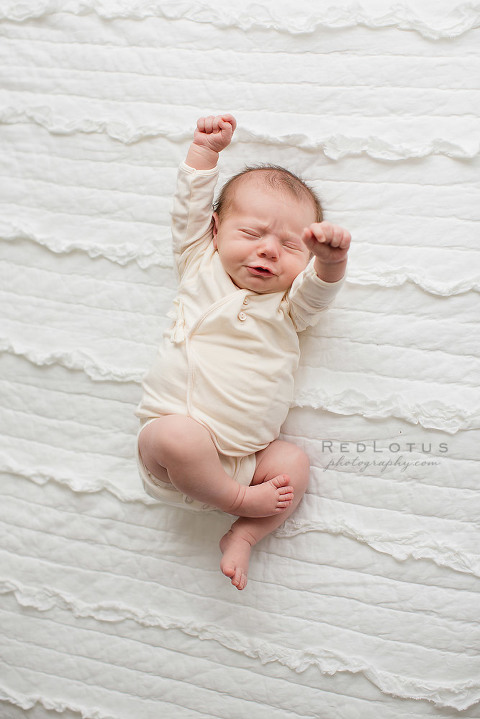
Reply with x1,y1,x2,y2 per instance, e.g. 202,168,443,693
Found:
1,577,479,711
2,105,479,160
1,0,480,40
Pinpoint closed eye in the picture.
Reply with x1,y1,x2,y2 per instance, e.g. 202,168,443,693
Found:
284,241,302,251
240,229,261,238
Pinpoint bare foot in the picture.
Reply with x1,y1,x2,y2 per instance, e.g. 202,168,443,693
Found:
219,529,253,590
226,474,294,517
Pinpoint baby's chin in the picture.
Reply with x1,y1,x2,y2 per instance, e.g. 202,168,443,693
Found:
229,274,295,295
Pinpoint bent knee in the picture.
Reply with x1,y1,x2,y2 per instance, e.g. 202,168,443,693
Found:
277,440,309,465
263,440,310,492
139,415,210,466
138,421,164,472
280,442,310,490
138,417,179,466
292,449,310,489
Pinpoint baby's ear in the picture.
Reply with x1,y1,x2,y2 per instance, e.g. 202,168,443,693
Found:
212,212,219,248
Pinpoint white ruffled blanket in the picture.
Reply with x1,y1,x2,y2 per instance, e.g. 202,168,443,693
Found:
1,1,479,716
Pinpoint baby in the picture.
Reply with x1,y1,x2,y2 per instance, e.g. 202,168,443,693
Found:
136,114,351,590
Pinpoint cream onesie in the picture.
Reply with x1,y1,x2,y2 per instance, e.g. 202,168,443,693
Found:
136,162,344,508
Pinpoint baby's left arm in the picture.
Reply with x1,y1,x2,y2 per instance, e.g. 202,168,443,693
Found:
302,222,351,283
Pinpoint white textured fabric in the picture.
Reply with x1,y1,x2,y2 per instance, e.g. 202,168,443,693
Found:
0,1,479,717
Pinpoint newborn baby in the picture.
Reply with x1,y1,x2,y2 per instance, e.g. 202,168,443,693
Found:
136,114,351,589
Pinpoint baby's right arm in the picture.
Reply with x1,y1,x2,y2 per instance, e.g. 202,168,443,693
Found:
185,114,236,170
171,115,235,276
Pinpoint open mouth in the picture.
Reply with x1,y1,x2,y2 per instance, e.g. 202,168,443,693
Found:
248,266,274,277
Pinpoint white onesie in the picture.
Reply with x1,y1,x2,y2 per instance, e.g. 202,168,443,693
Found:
136,162,343,505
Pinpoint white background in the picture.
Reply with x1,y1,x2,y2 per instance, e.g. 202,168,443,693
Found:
0,1,479,717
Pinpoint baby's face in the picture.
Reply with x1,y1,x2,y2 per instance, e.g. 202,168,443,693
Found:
213,177,315,294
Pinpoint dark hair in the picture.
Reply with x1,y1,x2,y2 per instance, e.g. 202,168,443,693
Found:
213,164,323,223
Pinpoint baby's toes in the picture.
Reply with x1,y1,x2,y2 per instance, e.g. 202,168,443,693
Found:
272,474,291,488
232,567,247,590
276,490,294,510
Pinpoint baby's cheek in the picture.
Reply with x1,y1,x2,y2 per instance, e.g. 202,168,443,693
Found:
293,255,311,279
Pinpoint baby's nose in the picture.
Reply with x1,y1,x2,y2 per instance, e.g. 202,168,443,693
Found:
259,235,280,259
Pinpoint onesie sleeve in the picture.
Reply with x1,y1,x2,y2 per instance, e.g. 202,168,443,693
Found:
288,259,345,332
171,162,219,278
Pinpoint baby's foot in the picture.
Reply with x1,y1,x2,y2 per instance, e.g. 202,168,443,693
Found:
219,529,253,590
227,474,294,517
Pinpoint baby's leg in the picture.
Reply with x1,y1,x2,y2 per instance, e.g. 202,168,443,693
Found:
138,416,294,517
220,440,310,590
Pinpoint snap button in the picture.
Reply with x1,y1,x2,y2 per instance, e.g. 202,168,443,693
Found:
238,311,247,321
184,496,194,504
243,297,249,305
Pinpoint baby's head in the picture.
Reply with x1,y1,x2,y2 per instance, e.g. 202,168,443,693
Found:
212,166,323,294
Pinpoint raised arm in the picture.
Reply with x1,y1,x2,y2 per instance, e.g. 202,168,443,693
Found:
301,222,351,283
171,114,236,277
185,114,237,170
287,222,350,331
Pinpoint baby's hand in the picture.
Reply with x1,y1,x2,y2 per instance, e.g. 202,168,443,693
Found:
302,222,351,265
193,114,237,153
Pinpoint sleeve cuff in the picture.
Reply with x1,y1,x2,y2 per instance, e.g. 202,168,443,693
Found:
180,161,219,177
